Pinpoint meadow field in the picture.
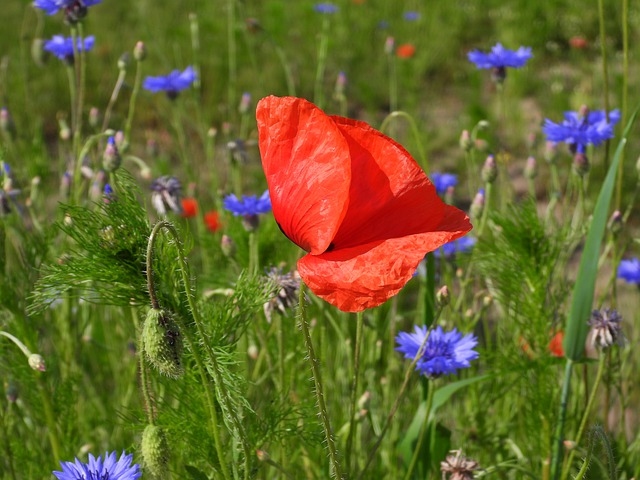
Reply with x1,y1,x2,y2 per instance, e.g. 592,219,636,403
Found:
1,1,639,479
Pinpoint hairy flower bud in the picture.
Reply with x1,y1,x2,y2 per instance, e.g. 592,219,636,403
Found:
141,424,170,477
142,308,184,378
102,137,122,172
28,354,46,372
133,41,146,62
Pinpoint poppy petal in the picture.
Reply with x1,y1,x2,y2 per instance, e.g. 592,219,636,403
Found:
329,116,451,249
298,204,470,312
257,96,351,254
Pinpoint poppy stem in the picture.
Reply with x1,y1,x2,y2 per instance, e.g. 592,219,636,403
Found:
378,111,428,173
345,310,365,473
297,283,345,479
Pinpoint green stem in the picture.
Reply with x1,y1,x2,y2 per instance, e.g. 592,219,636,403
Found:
146,221,233,480
345,311,365,473
424,253,436,327
38,376,63,463
597,0,611,172
313,16,331,109
297,283,344,479
477,182,493,237
615,0,629,211
560,354,607,480
131,311,156,425
550,359,574,480
227,0,237,118
388,51,398,114
124,57,143,148
403,379,436,480
101,69,126,133
378,111,429,173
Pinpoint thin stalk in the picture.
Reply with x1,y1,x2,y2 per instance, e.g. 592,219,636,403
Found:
297,284,344,479
38,376,63,463
597,0,611,171
561,354,607,480
131,311,156,425
313,16,331,109
101,68,126,133
378,111,429,173
615,0,629,211
477,182,493,237
124,56,143,148
403,379,436,480
227,0,237,118
345,310,365,473
74,23,87,160
0,405,17,480
550,359,574,480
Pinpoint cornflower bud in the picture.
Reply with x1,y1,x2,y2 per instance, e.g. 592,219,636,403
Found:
481,155,497,183
102,136,121,172
572,150,589,177
469,188,485,221
545,141,558,164
221,234,236,258
384,36,395,55
238,92,251,115
524,156,537,179
88,107,100,128
28,354,46,372
0,107,16,139
608,210,623,235
133,41,146,62
459,130,472,152
118,52,131,71
436,285,450,307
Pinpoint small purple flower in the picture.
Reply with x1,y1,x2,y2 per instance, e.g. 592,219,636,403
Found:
468,43,532,82
43,35,95,62
314,3,338,14
34,0,101,16
617,257,640,284
223,190,271,216
396,325,479,378
542,108,621,153
430,172,458,195
143,66,197,99
468,43,532,69
403,11,420,21
434,236,476,258
53,451,141,480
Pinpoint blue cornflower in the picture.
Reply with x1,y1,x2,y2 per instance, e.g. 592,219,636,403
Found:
143,66,197,99
617,258,640,285
53,451,141,480
403,11,420,21
34,0,101,16
396,325,479,378
430,172,458,195
434,236,476,258
223,190,271,216
542,108,621,153
468,43,532,82
43,35,95,62
314,3,338,14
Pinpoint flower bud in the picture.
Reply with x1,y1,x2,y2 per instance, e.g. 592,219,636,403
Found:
335,71,347,97
238,92,251,115
221,235,236,258
133,41,146,62
459,130,472,152
88,107,100,129
141,424,170,477
384,36,395,55
524,156,537,180
436,285,450,307
102,137,121,172
118,52,131,71
242,213,260,232
469,188,485,221
28,353,46,372
608,210,623,235
0,107,16,139
142,308,184,378
481,155,497,183
58,117,71,141
545,141,558,164
572,151,589,177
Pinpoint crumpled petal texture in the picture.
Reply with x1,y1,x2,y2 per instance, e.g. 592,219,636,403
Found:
257,96,472,312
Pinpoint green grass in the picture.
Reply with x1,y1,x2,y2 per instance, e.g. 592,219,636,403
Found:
1,1,639,479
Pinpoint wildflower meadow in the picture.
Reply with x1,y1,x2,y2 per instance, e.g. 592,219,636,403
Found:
2,1,640,479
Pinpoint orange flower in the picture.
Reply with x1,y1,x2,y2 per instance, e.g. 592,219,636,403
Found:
256,96,471,312
204,210,221,232
549,331,564,358
396,43,416,59
181,197,198,218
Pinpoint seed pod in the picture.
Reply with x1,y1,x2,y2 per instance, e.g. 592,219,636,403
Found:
141,424,170,478
142,308,184,378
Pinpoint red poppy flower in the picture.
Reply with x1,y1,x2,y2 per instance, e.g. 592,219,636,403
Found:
396,43,416,59
256,96,472,312
204,210,221,232
181,197,198,218
549,331,564,358
569,36,588,50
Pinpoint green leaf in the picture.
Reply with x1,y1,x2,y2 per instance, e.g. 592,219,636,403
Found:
397,374,489,464
563,109,638,361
